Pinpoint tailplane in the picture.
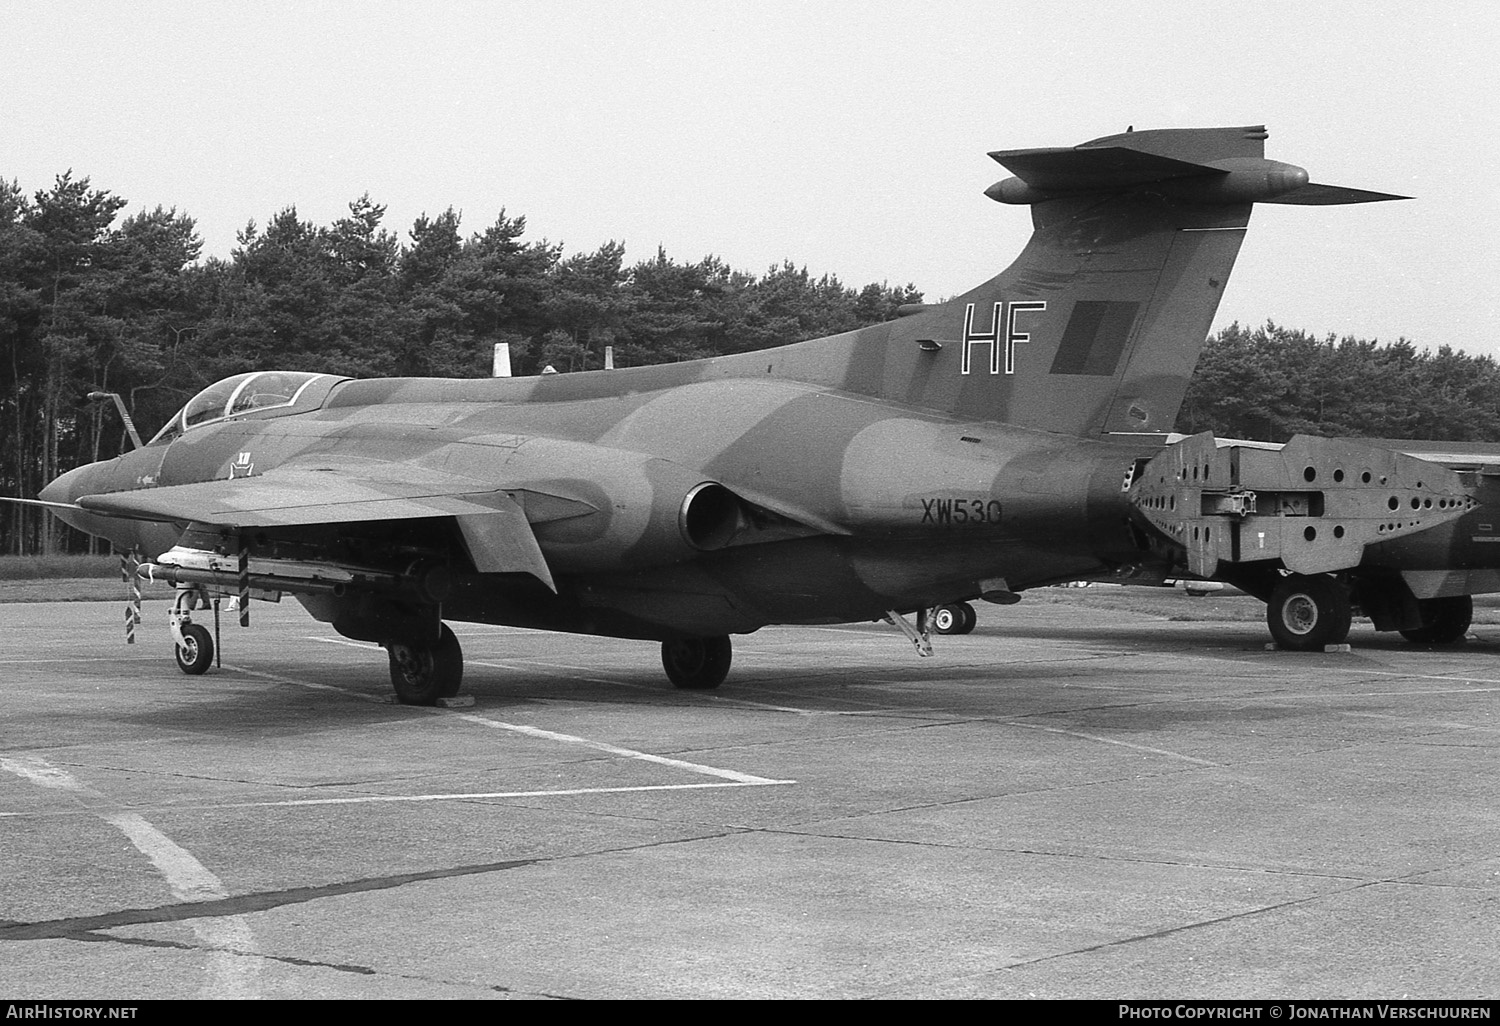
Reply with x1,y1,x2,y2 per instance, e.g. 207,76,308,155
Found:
765,125,1406,436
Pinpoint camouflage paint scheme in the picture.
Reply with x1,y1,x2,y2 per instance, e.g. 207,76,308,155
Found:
29,126,1415,695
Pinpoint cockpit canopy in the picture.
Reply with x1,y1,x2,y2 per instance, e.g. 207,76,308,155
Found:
149,371,347,445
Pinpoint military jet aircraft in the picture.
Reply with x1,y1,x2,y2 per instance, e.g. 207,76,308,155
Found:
17,125,1409,704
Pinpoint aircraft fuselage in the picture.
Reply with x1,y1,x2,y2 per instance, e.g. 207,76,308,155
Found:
43,375,1154,640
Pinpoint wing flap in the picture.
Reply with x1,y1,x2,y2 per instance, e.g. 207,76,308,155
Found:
456,504,556,591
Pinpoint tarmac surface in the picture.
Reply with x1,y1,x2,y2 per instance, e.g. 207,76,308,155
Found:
2,596,1497,999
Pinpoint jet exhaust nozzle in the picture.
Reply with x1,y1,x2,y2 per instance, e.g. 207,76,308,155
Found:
680,482,742,551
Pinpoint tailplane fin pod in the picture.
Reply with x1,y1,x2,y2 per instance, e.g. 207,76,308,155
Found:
793,125,1406,437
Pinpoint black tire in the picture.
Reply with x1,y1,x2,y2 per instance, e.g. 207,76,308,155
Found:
661,636,732,690
955,601,977,635
933,603,978,635
175,623,213,675
387,623,464,705
931,605,963,634
1268,575,1352,651
1399,595,1473,645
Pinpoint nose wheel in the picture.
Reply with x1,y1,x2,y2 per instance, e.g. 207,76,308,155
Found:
174,623,214,675
169,584,220,675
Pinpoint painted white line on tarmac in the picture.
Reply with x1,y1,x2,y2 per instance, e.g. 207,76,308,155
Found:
1341,710,1499,734
205,780,794,810
6,658,145,665
468,657,643,688
1332,666,1500,693
306,636,379,649
467,657,830,714
2,756,261,999
237,650,797,786
227,664,387,702
999,720,1222,767
1,754,92,790
105,811,229,901
455,712,791,784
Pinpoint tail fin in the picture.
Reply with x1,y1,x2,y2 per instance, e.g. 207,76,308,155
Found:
790,125,1406,436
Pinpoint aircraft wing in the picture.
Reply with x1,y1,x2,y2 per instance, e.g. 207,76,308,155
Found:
75,459,596,591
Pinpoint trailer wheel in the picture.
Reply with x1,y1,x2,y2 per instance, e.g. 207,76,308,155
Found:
1399,595,1473,645
1268,575,1352,651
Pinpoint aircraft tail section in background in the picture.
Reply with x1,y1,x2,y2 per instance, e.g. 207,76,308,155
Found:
777,125,1407,438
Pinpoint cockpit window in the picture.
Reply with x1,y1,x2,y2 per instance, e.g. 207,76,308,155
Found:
228,371,321,416
149,371,346,445
183,373,255,430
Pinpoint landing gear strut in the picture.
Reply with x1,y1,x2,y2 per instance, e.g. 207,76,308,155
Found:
661,636,732,689
1267,574,1352,651
385,623,464,705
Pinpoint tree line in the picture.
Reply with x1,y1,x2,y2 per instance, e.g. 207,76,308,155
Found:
1178,322,1500,443
3,173,1496,554
1,174,921,553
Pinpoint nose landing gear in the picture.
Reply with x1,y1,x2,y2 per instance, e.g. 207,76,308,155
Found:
168,584,220,675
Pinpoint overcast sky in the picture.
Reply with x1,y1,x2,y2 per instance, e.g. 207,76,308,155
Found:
6,0,1497,355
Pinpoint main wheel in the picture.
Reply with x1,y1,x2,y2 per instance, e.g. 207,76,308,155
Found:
932,603,977,635
387,623,464,705
175,623,213,675
1268,574,1352,651
1400,595,1473,645
661,636,732,690
931,605,962,634
955,601,977,634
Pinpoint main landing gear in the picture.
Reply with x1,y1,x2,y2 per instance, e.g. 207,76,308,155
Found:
931,602,977,635
661,636,733,690
384,624,464,705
